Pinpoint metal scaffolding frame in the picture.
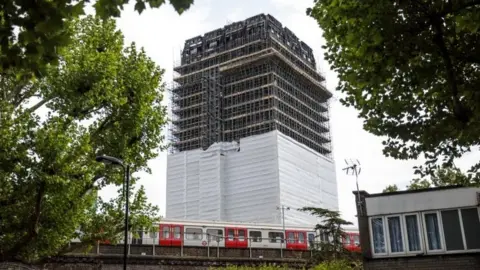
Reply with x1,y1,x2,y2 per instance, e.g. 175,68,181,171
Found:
169,13,333,157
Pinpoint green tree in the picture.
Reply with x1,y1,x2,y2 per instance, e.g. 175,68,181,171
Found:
298,207,353,262
383,167,477,192
307,0,480,179
0,0,194,77
382,184,399,193
0,15,165,263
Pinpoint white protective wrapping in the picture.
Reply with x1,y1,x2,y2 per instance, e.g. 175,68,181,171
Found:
166,130,338,227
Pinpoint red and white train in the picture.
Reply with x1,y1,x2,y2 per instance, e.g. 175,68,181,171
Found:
99,219,360,252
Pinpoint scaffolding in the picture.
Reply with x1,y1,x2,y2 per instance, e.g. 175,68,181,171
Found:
169,13,333,157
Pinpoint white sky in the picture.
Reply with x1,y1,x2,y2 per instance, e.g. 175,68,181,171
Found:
97,0,479,226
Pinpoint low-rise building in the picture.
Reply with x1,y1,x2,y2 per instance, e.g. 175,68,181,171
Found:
354,185,480,269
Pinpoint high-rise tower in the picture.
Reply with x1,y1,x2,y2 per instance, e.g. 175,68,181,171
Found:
166,14,338,226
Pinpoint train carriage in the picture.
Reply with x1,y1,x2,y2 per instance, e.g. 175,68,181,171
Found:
80,218,360,253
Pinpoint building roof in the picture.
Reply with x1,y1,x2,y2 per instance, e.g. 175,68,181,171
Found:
353,184,468,198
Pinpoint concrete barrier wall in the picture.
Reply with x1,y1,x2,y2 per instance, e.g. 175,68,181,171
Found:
70,243,312,260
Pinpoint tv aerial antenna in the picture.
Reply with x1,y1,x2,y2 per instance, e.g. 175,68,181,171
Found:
343,159,363,216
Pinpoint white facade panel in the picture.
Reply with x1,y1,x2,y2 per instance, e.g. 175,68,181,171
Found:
166,130,339,227
366,187,480,216
277,132,338,226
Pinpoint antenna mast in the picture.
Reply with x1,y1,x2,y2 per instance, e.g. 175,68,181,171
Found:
343,159,363,216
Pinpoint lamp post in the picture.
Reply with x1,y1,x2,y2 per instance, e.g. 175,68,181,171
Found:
96,155,130,270
276,205,290,258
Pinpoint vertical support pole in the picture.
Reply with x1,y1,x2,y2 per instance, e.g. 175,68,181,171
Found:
217,238,220,258
249,238,252,258
123,165,130,270
181,231,184,257
152,232,155,256
207,233,210,258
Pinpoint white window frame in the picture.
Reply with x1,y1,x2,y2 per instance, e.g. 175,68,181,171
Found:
385,214,407,255
369,216,388,256
402,213,424,254
422,211,446,254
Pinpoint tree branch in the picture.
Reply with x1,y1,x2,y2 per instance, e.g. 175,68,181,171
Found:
430,15,471,124
27,96,54,113
439,0,480,17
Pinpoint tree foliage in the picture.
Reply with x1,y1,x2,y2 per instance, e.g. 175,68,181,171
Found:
383,167,477,192
298,207,353,262
307,0,480,179
0,16,165,263
382,184,399,193
0,0,194,77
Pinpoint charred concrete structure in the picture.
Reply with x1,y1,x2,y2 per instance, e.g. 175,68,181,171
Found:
166,14,338,226
169,13,331,156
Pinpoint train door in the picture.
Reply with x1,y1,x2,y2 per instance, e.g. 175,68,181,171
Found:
159,224,183,246
285,230,308,250
225,227,248,248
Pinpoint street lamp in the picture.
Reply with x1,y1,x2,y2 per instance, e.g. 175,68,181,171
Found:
276,205,290,258
96,155,130,270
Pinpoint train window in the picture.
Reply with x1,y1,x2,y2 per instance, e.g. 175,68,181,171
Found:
354,235,360,246
149,231,157,239
268,232,284,243
228,229,234,240
249,231,262,242
186,228,203,240
298,232,305,243
238,230,245,241
207,229,223,242
344,235,351,245
308,233,315,244
132,231,143,244
319,232,329,243
287,232,295,243
173,226,181,239
162,226,170,239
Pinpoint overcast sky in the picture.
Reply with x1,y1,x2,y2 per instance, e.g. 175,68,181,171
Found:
98,0,479,226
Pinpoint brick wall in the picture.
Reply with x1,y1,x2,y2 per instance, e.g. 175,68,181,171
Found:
363,253,480,270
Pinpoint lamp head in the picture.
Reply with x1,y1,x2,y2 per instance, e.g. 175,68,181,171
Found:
95,155,124,167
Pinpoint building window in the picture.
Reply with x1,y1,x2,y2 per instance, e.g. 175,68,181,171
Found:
249,231,262,242
370,217,386,254
404,214,422,252
424,212,443,251
186,228,203,240
460,208,480,250
441,210,465,251
387,216,404,253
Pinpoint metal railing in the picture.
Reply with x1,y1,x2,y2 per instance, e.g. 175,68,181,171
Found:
80,232,324,259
